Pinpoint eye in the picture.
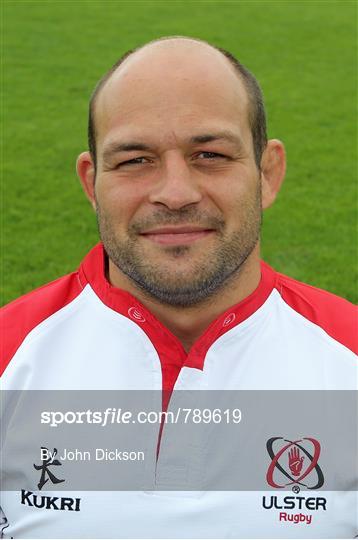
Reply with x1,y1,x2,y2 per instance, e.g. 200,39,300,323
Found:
118,157,150,167
196,151,227,160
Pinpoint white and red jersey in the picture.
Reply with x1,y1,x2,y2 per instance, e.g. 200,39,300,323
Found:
1,243,357,538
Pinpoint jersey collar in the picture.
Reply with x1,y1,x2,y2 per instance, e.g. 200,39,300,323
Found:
79,243,277,371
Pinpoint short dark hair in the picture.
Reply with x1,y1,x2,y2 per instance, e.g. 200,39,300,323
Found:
88,37,267,169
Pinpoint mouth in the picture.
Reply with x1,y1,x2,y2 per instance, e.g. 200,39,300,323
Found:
139,226,216,246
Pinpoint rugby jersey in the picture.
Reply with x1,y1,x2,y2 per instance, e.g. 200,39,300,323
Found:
1,243,357,538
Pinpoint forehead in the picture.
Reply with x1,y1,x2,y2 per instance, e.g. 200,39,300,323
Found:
94,41,251,150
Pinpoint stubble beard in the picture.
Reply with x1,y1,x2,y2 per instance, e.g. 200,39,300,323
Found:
96,191,262,308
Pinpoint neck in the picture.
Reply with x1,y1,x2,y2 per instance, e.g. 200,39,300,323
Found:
107,246,261,352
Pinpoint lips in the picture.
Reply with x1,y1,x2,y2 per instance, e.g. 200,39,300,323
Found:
140,226,215,246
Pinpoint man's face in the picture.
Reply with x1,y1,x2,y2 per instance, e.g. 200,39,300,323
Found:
92,44,263,307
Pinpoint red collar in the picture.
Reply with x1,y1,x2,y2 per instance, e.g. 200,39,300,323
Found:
79,243,277,372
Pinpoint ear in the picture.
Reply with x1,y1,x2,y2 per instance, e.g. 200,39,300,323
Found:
260,139,286,210
76,151,97,211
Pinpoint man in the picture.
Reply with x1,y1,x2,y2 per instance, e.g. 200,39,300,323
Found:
1,36,357,538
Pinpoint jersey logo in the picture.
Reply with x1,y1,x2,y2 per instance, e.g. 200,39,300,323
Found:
263,437,325,527
128,307,146,322
33,447,65,490
266,437,324,490
19,447,82,512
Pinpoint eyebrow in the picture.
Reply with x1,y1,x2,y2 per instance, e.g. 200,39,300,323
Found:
102,131,243,161
103,142,152,162
189,131,243,146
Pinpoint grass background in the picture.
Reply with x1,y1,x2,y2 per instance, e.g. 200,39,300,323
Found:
2,0,357,306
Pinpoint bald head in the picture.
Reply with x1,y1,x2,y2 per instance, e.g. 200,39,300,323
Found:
88,36,267,168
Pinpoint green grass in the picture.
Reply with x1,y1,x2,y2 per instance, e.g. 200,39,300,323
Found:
2,0,357,305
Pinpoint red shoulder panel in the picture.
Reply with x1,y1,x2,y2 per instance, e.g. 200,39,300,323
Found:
0,272,84,376
276,272,358,355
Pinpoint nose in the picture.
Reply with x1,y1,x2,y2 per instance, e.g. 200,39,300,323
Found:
148,153,202,210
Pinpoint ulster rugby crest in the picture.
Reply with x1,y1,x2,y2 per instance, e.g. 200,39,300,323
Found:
266,437,324,490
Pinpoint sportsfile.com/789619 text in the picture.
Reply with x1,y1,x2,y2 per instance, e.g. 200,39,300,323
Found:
40,407,242,427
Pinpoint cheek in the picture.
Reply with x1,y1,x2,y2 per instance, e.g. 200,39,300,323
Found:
207,175,259,217
95,178,144,221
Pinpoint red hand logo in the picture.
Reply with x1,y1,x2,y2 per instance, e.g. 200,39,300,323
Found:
288,446,304,476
